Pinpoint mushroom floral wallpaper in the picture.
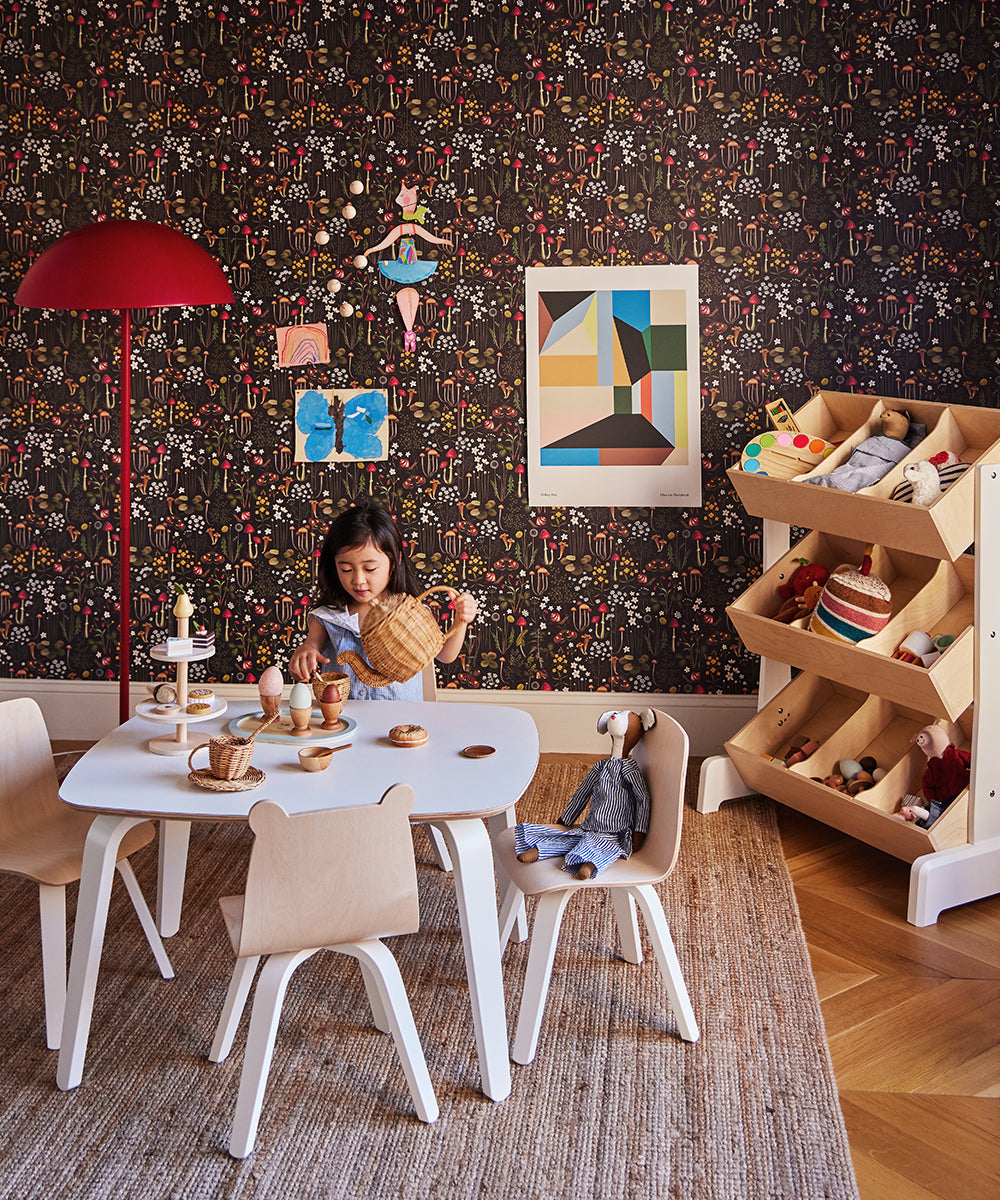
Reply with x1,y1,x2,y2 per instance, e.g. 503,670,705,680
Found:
0,0,997,696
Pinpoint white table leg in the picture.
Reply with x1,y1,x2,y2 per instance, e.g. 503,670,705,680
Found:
486,809,528,943
57,814,149,1091
430,818,511,1102
157,819,191,936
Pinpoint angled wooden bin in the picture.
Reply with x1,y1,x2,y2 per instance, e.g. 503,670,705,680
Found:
727,531,975,721
727,391,1000,561
724,674,971,863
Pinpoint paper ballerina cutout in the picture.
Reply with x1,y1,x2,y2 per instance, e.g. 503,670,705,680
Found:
361,184,453,351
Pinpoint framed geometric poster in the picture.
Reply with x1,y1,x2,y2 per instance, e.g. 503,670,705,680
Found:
525,265,701,508
294,387,389,463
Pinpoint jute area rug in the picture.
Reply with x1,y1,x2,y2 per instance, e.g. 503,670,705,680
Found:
0,756,859,1200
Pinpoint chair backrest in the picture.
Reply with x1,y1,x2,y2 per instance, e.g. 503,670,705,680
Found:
236,784,420,958
0,698,65,840
628,708,689,881
421,660,436,701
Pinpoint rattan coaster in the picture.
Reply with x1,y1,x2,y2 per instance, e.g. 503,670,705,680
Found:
188,766,265,792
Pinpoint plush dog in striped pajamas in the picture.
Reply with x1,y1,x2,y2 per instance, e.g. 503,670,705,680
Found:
515,709,656,880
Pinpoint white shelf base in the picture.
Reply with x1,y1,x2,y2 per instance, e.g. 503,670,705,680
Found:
908,837,1000,926
696,754,751,814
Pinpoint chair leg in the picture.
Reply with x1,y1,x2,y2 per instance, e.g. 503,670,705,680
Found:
610,889,642,965
340,940,439,1124
629,885,699,1043
38,884,67,1051
486,810,528,943
209,955,261,1062
512,889,574,1066
115,859,174,979
425,825,453,872
357,958,390,1033
497,879,525,951
228,948,317,1159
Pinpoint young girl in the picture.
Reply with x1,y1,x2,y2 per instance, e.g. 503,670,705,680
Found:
288,499,477,699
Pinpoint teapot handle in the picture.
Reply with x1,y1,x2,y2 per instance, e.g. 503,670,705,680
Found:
416,585,462,641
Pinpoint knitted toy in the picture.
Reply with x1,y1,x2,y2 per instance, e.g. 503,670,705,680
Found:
808,546,892,643
515,709,655,880
774,558,830,623
798,409,919,491
896,724,971,828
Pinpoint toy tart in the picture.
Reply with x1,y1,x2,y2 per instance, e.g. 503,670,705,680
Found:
389,723,428,747
186,701,212,715
188,687,215,703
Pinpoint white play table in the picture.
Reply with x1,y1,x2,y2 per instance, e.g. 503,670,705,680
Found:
57,699,540,1102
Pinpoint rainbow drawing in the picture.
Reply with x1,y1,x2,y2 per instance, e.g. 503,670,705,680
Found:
275,321,330,367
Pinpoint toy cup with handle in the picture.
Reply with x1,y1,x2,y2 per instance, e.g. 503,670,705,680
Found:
186,711,278,781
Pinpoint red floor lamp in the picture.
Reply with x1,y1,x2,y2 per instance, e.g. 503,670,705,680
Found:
15,220,235,725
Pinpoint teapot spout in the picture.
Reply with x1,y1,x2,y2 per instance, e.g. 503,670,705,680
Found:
335,650,394,689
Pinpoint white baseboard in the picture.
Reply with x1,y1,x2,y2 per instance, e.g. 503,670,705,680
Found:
1,679,756,756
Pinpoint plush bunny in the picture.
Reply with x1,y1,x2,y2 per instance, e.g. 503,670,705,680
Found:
515,709,655,880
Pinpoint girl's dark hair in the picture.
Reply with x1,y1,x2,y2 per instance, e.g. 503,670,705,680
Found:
315,500,419,607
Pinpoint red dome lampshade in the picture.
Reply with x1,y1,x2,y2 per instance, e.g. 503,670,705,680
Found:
15,220,235,727
14,219,234,309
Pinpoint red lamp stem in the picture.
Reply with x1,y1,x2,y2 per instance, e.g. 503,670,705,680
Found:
119,308,131,726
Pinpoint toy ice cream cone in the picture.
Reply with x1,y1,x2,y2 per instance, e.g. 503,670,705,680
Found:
258,665,284,723
288,681,313,738
319,683,345,730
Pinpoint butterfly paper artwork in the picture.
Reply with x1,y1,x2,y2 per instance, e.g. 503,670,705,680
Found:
294,387,389,463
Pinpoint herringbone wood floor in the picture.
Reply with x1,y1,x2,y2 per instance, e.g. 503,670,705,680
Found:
777,805,1000,1200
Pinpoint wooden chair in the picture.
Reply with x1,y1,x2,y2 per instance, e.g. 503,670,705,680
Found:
0,697,173,1049
492,709,700,1064
208,785,439,1158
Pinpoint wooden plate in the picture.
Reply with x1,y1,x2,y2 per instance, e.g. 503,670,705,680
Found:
188,766,265,792
740,431,836,479
461,745,496,759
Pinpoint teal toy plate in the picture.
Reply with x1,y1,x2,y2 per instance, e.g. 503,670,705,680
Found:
228,711,357,745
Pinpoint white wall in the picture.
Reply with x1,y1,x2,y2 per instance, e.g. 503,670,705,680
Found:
1,679,756,756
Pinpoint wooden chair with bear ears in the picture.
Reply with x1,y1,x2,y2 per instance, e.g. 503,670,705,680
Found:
208,785,438,1158
492,708,699,1065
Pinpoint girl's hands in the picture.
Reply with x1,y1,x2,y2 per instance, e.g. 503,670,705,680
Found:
451,591,478,624
288,643,329,682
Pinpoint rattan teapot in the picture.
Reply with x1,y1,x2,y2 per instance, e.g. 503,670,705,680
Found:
336,586,459,687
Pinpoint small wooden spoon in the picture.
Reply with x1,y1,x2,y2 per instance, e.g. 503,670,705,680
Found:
243,709,280,746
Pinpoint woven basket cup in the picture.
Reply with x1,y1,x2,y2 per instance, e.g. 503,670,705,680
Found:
187,734,255,781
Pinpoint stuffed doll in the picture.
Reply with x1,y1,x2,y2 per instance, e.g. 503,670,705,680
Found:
515,709,655,880
774,558,830,623
896,724,971,828
797,409,922,491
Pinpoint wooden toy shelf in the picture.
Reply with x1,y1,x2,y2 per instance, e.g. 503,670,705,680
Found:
701,394,1000,926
